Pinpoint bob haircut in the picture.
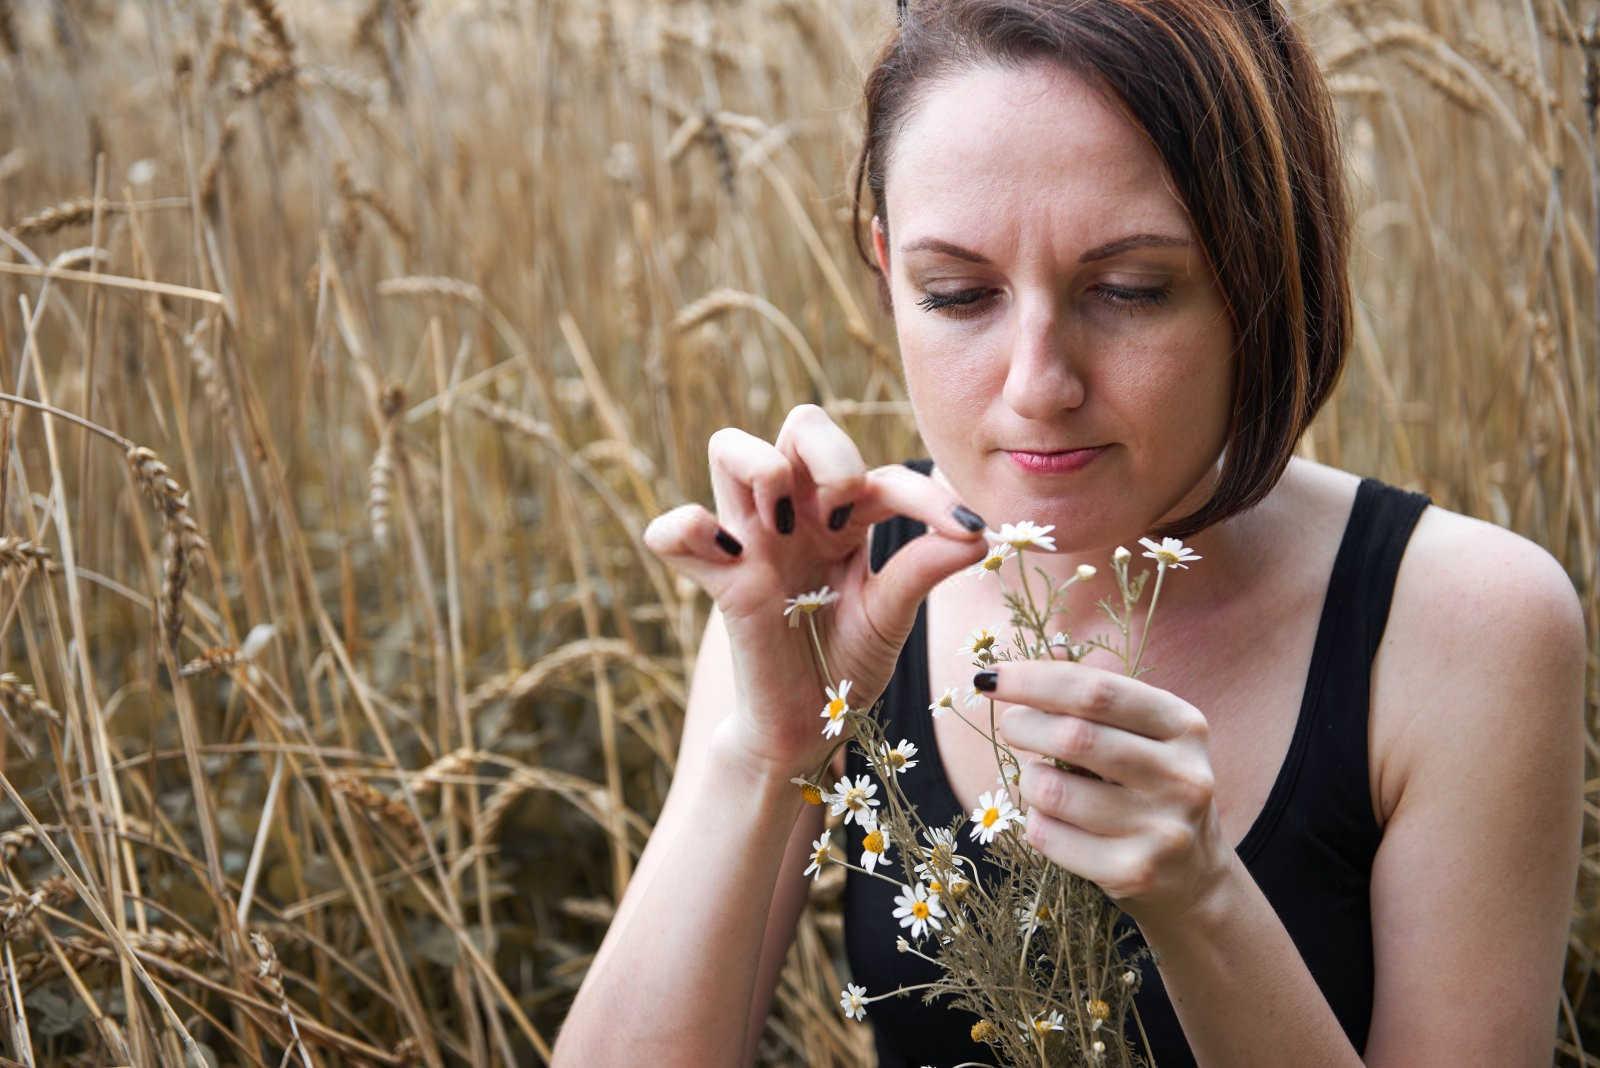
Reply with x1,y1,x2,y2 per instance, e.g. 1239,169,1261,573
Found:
851,0,1352,540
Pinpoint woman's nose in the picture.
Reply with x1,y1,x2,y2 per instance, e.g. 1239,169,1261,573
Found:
1000,301,1086,417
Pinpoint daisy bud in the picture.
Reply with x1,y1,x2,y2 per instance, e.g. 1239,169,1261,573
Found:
1121,969,1137,985
1113,545,1131,565
895,937,910,953
1075,563,1097,580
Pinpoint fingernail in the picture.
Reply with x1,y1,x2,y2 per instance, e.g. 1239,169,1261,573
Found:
951,504,986,533
828,503,854,531
973,669,998,692
714,527,743,557
775,496,795,535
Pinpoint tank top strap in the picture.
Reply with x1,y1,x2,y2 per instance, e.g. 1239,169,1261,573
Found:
1329,477,1433,663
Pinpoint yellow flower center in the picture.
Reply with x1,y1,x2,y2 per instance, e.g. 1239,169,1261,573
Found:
845,789,865,810
1033,1018,1053,1036
970,1020,996,1043
982,554,1003,571
800,784,822,806
911,901,930,920
982,807,1000,828
1087,999,1110,1021
974,634,995,651
813,847,829,866
927,879,943,894
863,830,885,854
827,698,845,718
887,750,906,768
952,879,970,898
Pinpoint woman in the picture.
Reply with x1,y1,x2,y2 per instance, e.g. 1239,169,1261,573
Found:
555,2,1586,1065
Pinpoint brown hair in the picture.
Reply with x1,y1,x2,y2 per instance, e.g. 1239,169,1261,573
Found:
851,0,1351,540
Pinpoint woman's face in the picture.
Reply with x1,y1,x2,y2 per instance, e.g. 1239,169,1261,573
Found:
873,60,1236,552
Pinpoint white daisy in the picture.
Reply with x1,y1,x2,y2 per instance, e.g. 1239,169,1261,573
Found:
859,814,892,875
969,789,1021,845
789,776,825,806
957,625,1000,663
985,520,1057,553
784,585,840,628
1138,536,1201,570
839,982,868,1021
819,678,853,738
1015,900,1053,937
967,542,1014,579
962,685,985,708
892,881,946,940
804,832,834,882
828,774,880,826
914,826,960,880
928,686,960,718
1019,1009,1066,1038
878,738,919,775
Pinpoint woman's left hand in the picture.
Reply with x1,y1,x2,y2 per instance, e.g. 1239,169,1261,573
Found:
986,659,1236,928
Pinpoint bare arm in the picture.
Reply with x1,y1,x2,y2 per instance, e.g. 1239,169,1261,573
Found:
556,607,823,1066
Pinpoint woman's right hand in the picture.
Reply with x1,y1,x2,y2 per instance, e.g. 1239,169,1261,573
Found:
643,404,992,778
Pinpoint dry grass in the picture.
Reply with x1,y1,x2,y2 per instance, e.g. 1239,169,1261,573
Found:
0,0,1595,1064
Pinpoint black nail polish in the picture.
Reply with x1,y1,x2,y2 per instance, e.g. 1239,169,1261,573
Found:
828,503,854,531
973,669,998,692
952,504,986,533
776,496,795,535
714,527,743,557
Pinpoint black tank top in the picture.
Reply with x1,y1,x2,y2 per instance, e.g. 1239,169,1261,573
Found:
842,458,1431,1067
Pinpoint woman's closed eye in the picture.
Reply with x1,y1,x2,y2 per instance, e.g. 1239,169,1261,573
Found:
914,283,1174,320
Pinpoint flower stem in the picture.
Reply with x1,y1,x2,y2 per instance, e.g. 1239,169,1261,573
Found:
1128,562,1167,677
805,614,834,686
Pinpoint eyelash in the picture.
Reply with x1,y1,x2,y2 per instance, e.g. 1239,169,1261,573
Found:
913,285,1173,320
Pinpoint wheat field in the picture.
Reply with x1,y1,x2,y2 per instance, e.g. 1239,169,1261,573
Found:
0,0,1595,1064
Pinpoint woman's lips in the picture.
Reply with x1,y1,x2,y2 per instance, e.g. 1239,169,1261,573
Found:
1005,445,1108,474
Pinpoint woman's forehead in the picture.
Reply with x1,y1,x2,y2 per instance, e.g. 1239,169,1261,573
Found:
885,61,1189,244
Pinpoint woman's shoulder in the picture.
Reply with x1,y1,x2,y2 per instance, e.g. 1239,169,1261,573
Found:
1286,456,1576,611
1303,459,1587,819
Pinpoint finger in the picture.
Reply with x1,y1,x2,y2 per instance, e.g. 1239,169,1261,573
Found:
707,427,797,538
998,705,1169,792
772,405,869,531
642,504,745,580
1018,756,1140,836
974,660,1200,741
860,462,990,541
852,464,992,651
1022,808,1136,895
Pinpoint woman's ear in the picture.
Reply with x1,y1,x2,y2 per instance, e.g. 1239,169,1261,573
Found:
871,214,891,278
871,214,893,314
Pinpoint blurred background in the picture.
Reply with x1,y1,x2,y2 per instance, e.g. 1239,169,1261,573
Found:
0,0,1595,1064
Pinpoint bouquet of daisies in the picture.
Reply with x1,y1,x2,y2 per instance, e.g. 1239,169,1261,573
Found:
789,525,1200,1067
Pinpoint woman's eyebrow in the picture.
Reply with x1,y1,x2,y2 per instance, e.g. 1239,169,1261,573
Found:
899,232,1191,264
1079,232,1191,262
899,237,992,263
